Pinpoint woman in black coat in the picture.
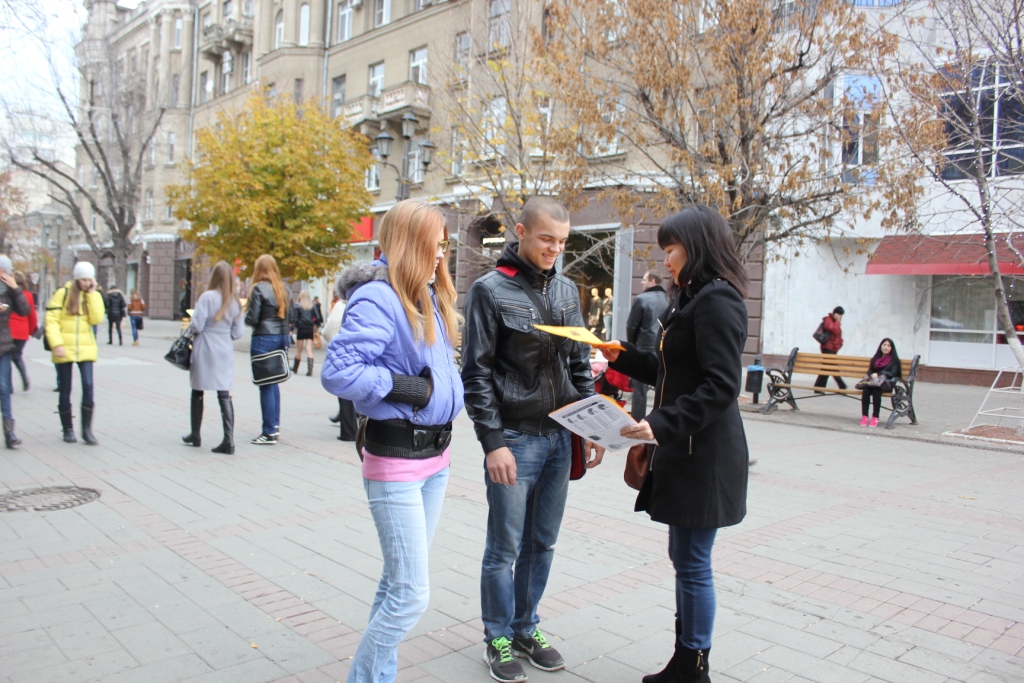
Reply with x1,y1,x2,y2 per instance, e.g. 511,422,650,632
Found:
604,205,749,683
859,338,901,427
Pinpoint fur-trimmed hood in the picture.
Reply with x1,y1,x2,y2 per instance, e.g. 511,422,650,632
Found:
336,259,389,300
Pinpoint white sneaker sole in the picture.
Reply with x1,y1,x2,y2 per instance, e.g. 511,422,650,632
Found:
483,650,528,682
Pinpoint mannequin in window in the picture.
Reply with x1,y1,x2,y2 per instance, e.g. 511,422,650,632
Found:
588,287,603,336
602,287,614,340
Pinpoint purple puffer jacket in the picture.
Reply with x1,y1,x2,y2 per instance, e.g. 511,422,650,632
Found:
321,255,464,426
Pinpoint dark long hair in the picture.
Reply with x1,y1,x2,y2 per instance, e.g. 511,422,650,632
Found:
657,205,749,299
870,337,902,378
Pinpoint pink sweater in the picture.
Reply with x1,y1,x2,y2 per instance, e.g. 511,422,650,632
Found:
361,448,450,482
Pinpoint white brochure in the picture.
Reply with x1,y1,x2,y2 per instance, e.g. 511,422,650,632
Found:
548,394,657,452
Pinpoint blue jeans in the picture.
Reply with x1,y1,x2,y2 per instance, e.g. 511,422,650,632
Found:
0,352,12,420
349,467,449,683
669,526,718,650
130,315,142,341
481,429,570,642
56,361,95,411
250,334,290,436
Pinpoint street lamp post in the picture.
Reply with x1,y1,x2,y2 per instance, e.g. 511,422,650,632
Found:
373,112,433,202
41,221,51,315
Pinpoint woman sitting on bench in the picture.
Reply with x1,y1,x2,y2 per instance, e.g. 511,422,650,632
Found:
859,338,902,427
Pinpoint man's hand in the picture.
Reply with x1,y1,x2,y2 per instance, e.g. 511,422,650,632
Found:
486,447,517,486
602,343,622,362
53,345,66,358
584,440,605,468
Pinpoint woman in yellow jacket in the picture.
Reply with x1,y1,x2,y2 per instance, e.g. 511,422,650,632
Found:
45,262,105,444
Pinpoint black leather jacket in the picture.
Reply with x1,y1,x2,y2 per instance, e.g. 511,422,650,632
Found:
461,242,594,454
626,285,668,352
245,281,291,336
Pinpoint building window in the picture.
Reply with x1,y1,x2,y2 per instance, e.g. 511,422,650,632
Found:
455,32,471,74
485,96,507,156
90,165,98,188
147,136,156,165
337,1,353,42
374,0,390,28
405,139,424,184
409,47,428,85
332,75,346,117
841,75,880,183
91,212,97,234
166,202,173,220
243,0,254,17
144,189,153,221
221,51,233,94
299,4,310,46
450,127,464,176
174,17,183,48
488,0,510,50
76,163,84,184
202,11,212,28
368,62,385,97
942,59,1024,180
414,0,430,9
294,78,304,102
171,74,180,107
275,11,284,49
167,132,176,163
242,52,251,84
366,161,380,191
223,0,232,19
199,71,209,103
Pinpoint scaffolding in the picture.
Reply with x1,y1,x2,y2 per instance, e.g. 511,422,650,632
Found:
968,368,1024,434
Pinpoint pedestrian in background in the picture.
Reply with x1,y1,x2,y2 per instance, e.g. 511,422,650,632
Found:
8,270,37,392
0,259,31,447
105,284,127,345
128,289,145,345
291,290,317,377
46,261,105,445
858,338,902,428
245,254,291,445
182,261,244,454
322,200,464,683
626,270,669,421
814,306,847,390
323,287,357,441
312,295,323,327
605,205,750,683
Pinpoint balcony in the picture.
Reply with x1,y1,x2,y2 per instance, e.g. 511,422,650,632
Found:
342,95,381,135
200,17,254,56
376,82,431,119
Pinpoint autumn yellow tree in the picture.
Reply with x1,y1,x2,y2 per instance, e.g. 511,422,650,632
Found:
169,91,373,281
541,0,920,262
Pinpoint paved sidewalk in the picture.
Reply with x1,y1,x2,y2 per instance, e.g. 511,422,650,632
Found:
0,322,1022,682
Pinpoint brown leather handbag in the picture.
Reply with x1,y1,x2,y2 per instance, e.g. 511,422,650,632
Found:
624,443,649,490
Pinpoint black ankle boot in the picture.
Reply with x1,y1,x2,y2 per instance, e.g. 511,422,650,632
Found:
81,404,98,445
643,619,683,683
182,392,203,447
291,357,300,375
675,646,711,683
306,358,313,376
4,418,21,448
211,394,234,455
59,406,77,443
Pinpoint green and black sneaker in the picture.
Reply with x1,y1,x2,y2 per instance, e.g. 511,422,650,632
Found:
485,636,528,682
512,629,565,671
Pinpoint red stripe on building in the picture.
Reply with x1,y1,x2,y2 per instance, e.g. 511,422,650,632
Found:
865,234,1024,275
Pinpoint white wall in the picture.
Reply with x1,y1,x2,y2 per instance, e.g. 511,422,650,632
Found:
762,239,931,362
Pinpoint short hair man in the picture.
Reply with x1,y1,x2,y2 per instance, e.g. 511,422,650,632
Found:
625,271,669,420
462,196,605,682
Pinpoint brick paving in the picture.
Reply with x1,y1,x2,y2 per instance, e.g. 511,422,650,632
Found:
1,320,1022,682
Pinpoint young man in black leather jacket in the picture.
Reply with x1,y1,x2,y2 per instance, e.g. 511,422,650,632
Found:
462,196,604,682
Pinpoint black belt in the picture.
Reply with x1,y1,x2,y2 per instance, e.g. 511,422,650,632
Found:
364,418,453,459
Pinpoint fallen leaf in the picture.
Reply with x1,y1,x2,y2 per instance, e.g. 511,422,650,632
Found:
251,643,258,649
959,495,975,500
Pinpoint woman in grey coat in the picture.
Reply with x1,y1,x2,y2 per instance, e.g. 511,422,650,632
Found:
182,261,244,454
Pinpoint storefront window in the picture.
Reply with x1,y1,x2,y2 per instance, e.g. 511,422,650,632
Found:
929,275,1024,367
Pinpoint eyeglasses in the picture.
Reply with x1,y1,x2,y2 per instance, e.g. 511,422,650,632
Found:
437,240,450,252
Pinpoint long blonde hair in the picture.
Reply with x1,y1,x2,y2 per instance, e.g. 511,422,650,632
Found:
207,261,239,322
248,254,288,318
298,290,312,311
378,200,459,345
65,278,90,317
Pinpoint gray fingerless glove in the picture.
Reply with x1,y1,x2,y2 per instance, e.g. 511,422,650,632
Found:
385,367,433,409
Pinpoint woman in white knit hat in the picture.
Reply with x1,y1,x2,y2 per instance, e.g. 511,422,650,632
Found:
44,261,106,444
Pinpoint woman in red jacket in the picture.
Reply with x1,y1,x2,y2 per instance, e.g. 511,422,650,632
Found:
8,271,37,392
813,306,846,390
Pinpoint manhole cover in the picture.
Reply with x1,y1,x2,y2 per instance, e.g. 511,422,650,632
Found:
0,486,100,512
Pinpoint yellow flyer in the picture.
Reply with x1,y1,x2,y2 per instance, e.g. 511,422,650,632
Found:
533,325,626,351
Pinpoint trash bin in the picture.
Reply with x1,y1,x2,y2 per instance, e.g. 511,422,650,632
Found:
745,364,765,404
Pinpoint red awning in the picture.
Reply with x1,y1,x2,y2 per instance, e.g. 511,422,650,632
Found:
866,234,1024,275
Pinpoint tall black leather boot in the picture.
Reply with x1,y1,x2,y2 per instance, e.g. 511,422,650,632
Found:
211,394,234,455
329,397,343,423
4,418,21,448
81,404,98,445
59,406,77,443
643,619,683,683
306,358,313,377
182,391,203,447
291,357,300,374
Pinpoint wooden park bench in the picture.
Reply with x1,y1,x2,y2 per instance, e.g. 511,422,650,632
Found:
760,348,921,429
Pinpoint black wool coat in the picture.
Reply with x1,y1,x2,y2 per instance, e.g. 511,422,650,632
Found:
610,279,749,529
